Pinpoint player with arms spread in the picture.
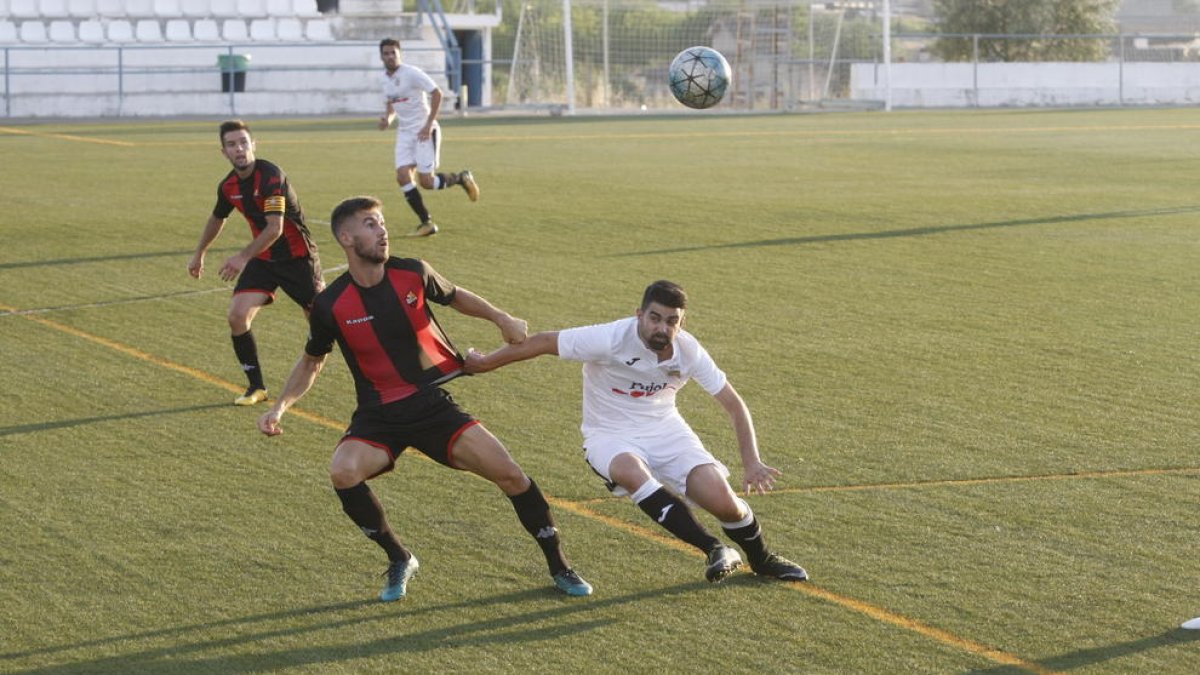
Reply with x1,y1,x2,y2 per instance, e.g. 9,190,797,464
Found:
378,38,478,238
188,119,323,406
466,280,808,584
257,195,592,601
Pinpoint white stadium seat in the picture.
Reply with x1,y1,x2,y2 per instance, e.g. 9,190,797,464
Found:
67,0,95,18
40,0,69,17
265,0,291,14
221,18,248,41
106,19,134,42
192,18,220,40
77,19,105,43
20,21,49,43
164,18,192,41
248,17,275,41
237,0,266,17
154,0,183,17
275,17,302,41
11,0,39,18
0,21,19,44
304,17,333,41
182,0,210,17
95,0,123,16
125,0,154,16
135,19,164,42
292,0,320,17
209,0,236,16
48,19,76,42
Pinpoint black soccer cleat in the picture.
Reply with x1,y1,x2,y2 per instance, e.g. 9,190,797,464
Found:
704,544,742,583
749,553,808,582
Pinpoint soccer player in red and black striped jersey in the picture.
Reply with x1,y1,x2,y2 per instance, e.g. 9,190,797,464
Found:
188,120,323,407
256,195,592,601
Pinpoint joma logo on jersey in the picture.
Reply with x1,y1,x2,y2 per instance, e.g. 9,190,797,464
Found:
344,315,374,325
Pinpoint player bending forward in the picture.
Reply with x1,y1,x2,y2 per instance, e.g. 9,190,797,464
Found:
466,280,808,584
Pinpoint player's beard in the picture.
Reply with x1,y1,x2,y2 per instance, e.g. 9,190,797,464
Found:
645,332,670,351
354,238,388,265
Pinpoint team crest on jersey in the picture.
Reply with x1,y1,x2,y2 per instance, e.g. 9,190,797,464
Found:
405,291,418,306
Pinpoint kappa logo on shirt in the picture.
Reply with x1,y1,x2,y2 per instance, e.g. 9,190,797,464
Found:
405,291,418,306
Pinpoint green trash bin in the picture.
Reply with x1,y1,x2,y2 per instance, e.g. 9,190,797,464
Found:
218,54,251,93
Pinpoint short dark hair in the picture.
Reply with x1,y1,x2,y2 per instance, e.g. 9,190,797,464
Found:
641,280,687,310
330,196,383,238
379,38,401,52
218,119,250,142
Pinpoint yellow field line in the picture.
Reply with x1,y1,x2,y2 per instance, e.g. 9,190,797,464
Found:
771,467,1200,495
4,305,342,430
0,126,136,146
0,304,1105,673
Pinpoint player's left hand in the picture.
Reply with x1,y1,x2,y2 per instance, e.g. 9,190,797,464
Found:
742,460,781,495
463,348,490,374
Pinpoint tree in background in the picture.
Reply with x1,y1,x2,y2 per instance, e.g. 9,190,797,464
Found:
931,0,1120,62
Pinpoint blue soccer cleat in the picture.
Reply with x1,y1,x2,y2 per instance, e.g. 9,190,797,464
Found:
552,568,593,597
380,555,419,602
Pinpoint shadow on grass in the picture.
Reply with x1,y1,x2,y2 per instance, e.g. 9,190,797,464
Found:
0,404,229,438
7,580,712,673
611,205,1200,258
968,628,1200,673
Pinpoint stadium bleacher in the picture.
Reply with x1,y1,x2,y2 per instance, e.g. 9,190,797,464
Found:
0,0,331,44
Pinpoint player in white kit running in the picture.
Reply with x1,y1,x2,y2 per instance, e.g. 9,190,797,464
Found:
465,280,808,584
377,38,479,237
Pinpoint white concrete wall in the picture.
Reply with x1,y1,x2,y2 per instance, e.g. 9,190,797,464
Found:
851,61,1200,107
0,40,451,117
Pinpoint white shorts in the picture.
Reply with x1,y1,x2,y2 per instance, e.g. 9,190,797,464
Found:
583,427,730,498
394,123,441,173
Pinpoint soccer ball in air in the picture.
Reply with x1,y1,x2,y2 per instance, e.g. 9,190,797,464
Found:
668,46,731,109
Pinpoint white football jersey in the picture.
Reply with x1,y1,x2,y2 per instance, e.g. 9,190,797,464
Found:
381,64,439,133
557,317,727,438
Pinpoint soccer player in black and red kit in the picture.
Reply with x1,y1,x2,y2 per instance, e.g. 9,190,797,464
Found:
256,195,592,601
188,120,323,406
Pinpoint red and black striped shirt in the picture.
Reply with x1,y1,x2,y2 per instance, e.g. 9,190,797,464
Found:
306,257,464,408
212,159,316,262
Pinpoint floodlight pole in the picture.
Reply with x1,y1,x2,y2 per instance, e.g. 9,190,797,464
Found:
563,0,576,114
882,0,891,111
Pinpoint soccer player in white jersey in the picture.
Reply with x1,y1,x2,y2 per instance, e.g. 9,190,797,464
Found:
464,280,808,584
377,38,479,237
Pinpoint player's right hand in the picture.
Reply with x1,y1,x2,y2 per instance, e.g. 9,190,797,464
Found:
187,254,204,278
258,409,284,436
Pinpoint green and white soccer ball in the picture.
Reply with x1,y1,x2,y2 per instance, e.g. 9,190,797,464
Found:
668,46,731,109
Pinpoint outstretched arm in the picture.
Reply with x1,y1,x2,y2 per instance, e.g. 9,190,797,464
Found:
450,287,528,344
464,331,561,374
257,352,327,436
714,382,781,495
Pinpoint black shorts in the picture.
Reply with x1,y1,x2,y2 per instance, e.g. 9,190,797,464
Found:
342,387,478,474
234,256,323,309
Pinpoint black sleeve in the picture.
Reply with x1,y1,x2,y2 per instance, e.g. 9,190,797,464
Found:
421,260,458,306
304,300,338,357
212,182,234,219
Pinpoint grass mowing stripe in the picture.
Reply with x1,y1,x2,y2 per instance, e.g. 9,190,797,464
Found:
770,467,1200,495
